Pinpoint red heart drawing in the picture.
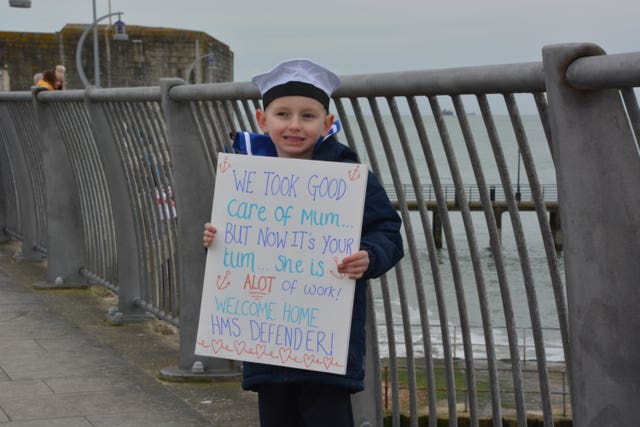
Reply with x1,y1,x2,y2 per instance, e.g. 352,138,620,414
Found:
210,339,224,353
255,344,266,359
303,354,315,368
234,340,246,355
322,356,334,370
278,347,292,364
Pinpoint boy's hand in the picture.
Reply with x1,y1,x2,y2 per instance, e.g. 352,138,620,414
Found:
203,223,217,248
337,250,370,280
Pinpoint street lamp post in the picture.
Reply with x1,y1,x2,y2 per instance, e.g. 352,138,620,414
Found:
185,54,215,84
92,0,99,86
75,11,126,88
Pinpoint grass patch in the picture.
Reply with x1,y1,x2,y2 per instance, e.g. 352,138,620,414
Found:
379,357,571,421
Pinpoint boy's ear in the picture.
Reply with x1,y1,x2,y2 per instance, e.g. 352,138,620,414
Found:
256,109,268,132
323,114,335,136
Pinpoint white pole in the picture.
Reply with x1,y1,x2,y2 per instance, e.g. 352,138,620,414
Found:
76,11,122,88
92,0,100,87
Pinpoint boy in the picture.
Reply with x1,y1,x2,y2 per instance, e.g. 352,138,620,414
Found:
203,59,403,426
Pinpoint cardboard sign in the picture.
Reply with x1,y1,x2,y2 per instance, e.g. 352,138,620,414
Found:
195,153,368,374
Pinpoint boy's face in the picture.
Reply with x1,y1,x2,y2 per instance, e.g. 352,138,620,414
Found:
256,96,334,159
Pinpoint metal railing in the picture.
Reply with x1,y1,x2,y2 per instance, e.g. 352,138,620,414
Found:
383,183,558,205
1,43,639,427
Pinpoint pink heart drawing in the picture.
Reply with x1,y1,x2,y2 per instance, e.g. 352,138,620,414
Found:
278,347,292,364
233,340,246,355
210,339,224,354
322,356,334,370
303,354,315,368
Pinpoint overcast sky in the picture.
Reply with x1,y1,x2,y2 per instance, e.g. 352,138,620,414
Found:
2,0,638,82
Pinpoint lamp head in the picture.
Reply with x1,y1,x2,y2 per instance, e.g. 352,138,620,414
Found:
9,0,32,8
113,14,128,41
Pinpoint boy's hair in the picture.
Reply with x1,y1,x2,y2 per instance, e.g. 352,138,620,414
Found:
251,59,340,110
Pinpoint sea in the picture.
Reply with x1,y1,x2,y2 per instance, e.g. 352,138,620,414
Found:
342,112,566,363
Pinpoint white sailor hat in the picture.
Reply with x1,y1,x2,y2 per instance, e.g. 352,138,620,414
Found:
251,58,340,110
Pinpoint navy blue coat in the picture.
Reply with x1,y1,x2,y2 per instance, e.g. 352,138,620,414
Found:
240,136,404,393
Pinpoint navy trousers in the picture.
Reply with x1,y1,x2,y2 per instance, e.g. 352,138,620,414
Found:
256,383,354,427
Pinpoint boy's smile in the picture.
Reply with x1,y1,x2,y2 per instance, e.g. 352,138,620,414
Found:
257,96,334,159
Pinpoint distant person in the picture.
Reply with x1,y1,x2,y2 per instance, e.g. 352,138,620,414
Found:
32,72,43,86
54,64,66,90
35,70,56,91
202,59,404,427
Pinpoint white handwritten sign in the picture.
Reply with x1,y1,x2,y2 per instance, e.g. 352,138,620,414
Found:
195,153,368,375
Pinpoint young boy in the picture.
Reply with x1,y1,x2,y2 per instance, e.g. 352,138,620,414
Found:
203,59,403,427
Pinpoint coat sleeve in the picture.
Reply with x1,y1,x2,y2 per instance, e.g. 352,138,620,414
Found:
359,171,404,279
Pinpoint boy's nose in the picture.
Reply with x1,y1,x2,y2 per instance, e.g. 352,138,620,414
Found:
287,116,301,129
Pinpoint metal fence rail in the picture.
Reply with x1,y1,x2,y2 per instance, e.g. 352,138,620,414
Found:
1,43,639,427
0,118,20,241
49,96,119,289
0,94,47,255
383,183,558,205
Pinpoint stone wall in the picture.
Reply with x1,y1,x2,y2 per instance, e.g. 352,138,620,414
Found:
0,65,11,91
0,24,233,90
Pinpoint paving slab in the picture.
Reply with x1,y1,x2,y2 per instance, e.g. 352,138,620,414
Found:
86,411,220,427
0,341,133,380
1,388,188,421
43,375,136,394
0,417,93,427
0,240,259,426
0,379,53,399
0,339,46,355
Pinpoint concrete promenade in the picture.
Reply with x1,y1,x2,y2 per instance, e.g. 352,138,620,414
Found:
0,240,259,427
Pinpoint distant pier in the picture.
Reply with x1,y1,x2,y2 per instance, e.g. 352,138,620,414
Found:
386,183,562,250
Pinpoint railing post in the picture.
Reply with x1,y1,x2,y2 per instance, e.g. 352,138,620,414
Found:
85,87,153,323
159,78,240,379
351,288,383,427
0,131,12,243
548,208,562,251
0,102,44,260
543,42,640,426
31,88,87,288
432,208,443,249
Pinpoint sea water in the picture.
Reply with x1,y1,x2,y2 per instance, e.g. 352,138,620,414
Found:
345,113,565,362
